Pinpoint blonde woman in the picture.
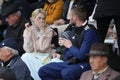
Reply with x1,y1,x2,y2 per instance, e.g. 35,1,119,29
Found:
21,8,54,80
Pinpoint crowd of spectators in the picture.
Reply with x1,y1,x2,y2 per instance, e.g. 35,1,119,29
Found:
0,0,120,80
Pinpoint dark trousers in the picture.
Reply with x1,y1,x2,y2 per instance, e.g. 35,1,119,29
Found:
96,16,120,52
38,62,90,80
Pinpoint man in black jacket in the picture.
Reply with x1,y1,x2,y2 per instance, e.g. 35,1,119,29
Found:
2,4,26,56
0,0,31,42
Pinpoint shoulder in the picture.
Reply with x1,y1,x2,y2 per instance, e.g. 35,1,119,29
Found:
15,57,26,65
80,70,92,79
109,67,120,75
84,24,96,31
84,25,97,35
84,24,97,33
103,67,120,79
81,70,92,76
99,67,120,80
10,56,29,72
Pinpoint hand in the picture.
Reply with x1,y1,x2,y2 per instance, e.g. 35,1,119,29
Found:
63,38,72,48
25,22,32,31
58,37,64,46
52,53,61,58
59,38,72,48
24,22,33,36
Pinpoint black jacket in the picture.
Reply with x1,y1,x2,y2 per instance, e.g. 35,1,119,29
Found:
4,18,27,56
94,0,120,19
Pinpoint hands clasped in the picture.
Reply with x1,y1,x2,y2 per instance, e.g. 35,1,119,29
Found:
59,37,72,48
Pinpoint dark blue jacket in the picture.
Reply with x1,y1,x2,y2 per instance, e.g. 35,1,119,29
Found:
64,24,98,61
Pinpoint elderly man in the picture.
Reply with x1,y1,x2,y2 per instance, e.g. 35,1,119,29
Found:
0,38,31,80
2,4,27,55
80,43,120,80
0,0,31,41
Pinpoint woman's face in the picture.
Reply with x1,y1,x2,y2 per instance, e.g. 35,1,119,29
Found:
33,13,46,29
48,0,55,3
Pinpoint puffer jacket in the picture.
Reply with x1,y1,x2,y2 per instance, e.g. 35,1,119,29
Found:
44,0,64,24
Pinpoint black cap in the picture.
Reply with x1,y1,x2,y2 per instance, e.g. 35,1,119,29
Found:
0,38,19,51
88,43,109,56
1,4,19,17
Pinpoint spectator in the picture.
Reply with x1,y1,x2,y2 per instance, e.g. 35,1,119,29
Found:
44,0,64,24
21,8,55,80
93,0,120,52
0,0,31,42
38,6,98,80
0,38,31,80
80,43,120,80
1,0,31,19
2,4,26,56
0,68,16,80
54,0,96,26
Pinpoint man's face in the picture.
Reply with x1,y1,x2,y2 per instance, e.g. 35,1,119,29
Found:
0,48,8,62
89,55,107,73
69,11,76,24
6,13,19,26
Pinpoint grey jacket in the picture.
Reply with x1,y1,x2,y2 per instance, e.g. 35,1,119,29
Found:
0,56,31,80
80,67,120,80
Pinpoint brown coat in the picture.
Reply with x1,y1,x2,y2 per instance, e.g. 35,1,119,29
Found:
80,67,120,80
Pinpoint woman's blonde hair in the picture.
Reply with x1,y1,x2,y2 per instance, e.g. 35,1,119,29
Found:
30,8,46,22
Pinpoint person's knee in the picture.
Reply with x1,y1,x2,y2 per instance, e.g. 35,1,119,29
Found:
38,66,46,78
61,70,72,79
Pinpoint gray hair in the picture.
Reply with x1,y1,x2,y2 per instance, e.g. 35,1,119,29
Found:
4,46,19,55
16,11,21,17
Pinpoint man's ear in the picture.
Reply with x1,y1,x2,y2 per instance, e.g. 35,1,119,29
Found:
75,15,79,21
102,56,108,64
